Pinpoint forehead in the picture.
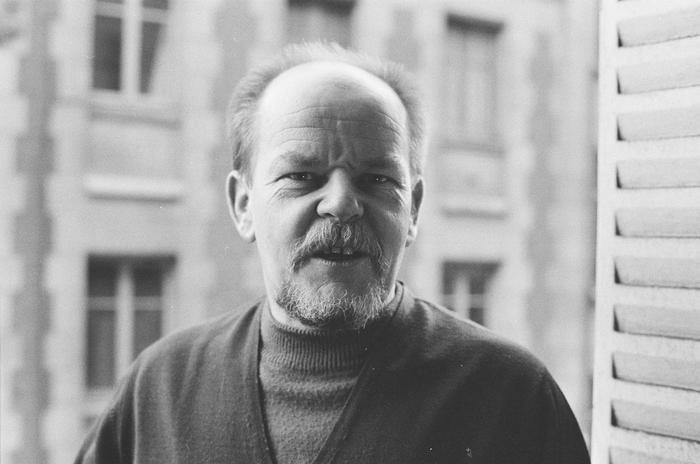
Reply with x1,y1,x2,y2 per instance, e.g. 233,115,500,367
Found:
259,61,407,122
253,62,409,168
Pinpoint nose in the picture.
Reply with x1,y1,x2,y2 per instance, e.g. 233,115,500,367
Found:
316,170,364,222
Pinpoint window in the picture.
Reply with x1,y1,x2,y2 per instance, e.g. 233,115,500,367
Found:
92,0,172,96
287,0,354,47
86,257,173,389
442,262,498,325
444,17,501,148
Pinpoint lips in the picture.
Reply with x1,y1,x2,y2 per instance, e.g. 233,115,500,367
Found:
313,246,366,261
289,221,384,273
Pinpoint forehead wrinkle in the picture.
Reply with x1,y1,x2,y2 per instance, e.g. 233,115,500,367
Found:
272,126,398,144
277,118,402,138
278,106,405,138
282,103,404,125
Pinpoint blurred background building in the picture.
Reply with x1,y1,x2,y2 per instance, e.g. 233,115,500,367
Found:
0,0,598,462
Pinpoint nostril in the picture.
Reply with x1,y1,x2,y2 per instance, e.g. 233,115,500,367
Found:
317,192,363,221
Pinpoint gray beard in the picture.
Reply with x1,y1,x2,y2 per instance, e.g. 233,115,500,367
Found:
275,279,391,330
277,220,396,329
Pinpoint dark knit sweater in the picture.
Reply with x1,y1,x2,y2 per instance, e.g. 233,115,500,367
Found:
74,285,590,463
258,292,400,464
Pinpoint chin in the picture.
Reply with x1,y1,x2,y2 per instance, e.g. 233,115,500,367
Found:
276,278,391,330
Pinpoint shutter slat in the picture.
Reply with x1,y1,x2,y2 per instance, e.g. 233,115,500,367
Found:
613,239,700,261
617,158,700,189
610,380,700,416
615,137,700,161
615,256,700,288
618,56,700,94
611,446,695,464
618,7,700,47
618,105,700,141
611,333,700,390
613,352,700,391
610,427,700,463
613,86,700,114
617,35,700,68
610,447,693,464
616,208,700,237
615,189,700,209
613,332,700,359
615,304,700,341
612,400,700,441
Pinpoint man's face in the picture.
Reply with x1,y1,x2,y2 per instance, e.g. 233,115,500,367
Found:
230,62,422,329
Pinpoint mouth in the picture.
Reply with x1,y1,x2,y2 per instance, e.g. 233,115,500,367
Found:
311,247,368,263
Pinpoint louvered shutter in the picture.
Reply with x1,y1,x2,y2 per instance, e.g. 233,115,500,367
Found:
593,1,700,463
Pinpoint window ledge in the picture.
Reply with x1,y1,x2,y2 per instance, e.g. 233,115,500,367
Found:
90,92,180,126
84,174,185,201
441,195,507,217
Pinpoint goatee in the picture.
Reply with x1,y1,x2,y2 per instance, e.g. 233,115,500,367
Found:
276,220,393,330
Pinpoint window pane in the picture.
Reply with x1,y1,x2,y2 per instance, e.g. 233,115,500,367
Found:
445,32,466,134
287,1,353,47
93,15,122,90
143,0,168,9
442,262,497,325
88,261,117,297
133,309,162,358
444,20,499,145
140,21,163,93
133,265,163,297
322,4,352,47
86,310,116,387
469,306,485,326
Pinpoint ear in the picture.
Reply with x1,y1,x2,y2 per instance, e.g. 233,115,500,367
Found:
226,170,255,242
406,178,423,246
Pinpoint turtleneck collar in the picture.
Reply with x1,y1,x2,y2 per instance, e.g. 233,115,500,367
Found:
259,284,403,374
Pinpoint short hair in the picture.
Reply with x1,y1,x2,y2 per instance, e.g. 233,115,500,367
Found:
226,42,426,180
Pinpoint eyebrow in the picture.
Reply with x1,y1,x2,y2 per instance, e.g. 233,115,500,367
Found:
269,151,322,172
362,156,404,171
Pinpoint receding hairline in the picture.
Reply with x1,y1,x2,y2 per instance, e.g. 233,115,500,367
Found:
262,59,408,103
256,60,410,141
226,42,425,179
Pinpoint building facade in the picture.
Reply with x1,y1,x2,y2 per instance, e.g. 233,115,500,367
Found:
0,0,597,462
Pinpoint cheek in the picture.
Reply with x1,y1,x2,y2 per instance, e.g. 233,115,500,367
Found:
371,210,411,247
253,197,312,249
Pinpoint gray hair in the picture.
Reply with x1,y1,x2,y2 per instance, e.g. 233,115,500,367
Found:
226,42,426,180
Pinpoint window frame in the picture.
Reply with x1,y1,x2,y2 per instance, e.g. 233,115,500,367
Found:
442,16,503,153
83,256,174,420
441,261,499,325
92,0,170,100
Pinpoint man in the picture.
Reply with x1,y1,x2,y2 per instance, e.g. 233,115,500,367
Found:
76,43,590,463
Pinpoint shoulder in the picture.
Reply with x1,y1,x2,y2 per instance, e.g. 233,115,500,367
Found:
392,289,549,385
127,301,261,383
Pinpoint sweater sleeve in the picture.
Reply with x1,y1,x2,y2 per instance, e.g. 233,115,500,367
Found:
538,371,591,464
73,370,136,464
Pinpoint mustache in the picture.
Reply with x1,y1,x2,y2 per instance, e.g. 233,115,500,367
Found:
289,221,385,272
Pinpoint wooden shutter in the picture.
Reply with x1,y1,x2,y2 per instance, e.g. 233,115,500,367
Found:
593,1,700,463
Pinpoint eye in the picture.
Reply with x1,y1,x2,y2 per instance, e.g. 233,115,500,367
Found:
285,172,317,182
364,173,396,185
